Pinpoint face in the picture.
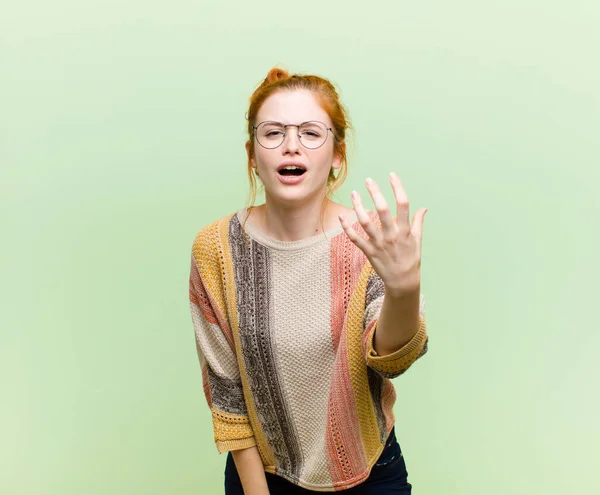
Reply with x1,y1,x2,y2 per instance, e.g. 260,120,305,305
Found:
246,90,342,207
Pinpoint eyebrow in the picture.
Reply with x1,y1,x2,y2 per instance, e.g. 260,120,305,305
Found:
260,120,326,125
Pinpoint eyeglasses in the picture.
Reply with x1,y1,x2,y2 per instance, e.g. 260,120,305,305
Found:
252,120,335,150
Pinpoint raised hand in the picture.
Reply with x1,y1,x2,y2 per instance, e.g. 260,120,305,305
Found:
339,173,427,299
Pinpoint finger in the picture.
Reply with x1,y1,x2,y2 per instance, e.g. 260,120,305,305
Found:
339,213,371,253
365,177,397,238
351,189,379,240
390,173,410,231
411,208,427,248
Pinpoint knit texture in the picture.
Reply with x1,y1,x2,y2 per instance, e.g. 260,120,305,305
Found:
188,208,429,492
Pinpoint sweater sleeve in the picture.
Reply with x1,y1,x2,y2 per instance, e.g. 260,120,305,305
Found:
362,270,429,379
189,251,256,454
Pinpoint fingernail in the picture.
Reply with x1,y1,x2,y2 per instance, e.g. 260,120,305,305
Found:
366,177,373,185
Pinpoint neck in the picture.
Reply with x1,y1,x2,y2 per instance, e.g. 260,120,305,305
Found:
253,197,334,242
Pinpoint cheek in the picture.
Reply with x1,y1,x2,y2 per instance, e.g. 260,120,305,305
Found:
311,148,336,169
254,147,276,165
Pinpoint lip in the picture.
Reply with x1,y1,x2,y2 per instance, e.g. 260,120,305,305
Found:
277,161,307,172
277,172,306,185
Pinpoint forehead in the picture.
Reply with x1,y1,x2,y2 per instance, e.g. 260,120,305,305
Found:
257,90,332,125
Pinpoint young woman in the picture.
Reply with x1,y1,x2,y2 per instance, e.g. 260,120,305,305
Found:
189,67,429,494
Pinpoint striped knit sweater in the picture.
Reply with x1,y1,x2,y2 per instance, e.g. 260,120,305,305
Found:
188,207,429,492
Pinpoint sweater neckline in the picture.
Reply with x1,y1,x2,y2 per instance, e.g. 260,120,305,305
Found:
236,207,359,251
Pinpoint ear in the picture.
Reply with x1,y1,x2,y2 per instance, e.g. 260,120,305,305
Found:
245,141,256,168
332,142,345,170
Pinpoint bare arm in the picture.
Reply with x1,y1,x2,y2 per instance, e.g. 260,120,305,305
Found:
373,287,421,356
231,446,270,495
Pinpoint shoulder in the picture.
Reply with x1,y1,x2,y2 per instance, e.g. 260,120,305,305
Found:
191,211,239,264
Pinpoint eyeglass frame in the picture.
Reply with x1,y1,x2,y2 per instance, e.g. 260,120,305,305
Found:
251,120,337,150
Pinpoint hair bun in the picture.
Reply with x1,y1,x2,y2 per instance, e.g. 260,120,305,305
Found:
265,67,290,84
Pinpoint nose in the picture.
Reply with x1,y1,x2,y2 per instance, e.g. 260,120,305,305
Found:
281,126,302,154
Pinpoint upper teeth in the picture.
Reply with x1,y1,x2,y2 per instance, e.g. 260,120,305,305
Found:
283,166,303,170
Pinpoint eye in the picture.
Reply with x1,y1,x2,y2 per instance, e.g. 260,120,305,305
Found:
300,129,323,139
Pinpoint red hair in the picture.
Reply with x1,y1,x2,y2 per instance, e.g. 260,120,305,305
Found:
243,67,353,234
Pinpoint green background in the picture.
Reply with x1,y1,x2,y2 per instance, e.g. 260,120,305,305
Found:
3,1,598,493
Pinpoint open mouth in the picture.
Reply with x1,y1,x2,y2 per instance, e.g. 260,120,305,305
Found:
278,166,306,176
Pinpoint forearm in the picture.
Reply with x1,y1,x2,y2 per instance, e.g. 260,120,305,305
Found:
231,445,270,495
372,286,421,356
